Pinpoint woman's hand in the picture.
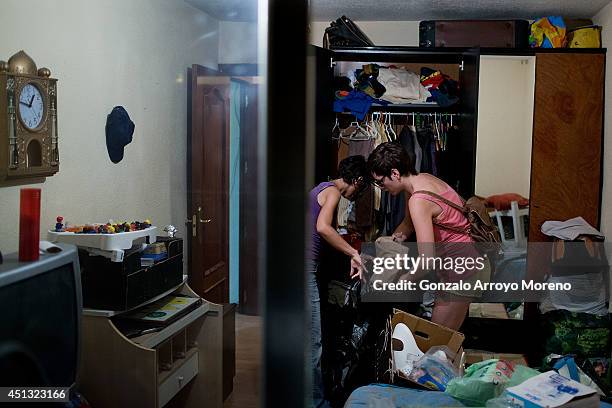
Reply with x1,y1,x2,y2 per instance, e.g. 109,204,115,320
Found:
392,231,408,242
349,252,363,280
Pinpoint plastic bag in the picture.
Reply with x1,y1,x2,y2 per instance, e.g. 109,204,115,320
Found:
568,26,602,48
486,391,524,408
544,354,605,396
408,346,459,391
327,279,360,309
529,16,567,48
445,359,540,407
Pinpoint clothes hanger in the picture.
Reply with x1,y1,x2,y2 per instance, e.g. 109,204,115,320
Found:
331,117,341,140
365,117,379,141
384,113,397,141
344,121,371,141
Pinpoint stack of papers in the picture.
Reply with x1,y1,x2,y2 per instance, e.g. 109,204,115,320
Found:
506,371,598,408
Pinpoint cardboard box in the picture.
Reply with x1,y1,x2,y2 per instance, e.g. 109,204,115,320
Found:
390,309,465,387
463,349,528,367
391,309,464,356
469,302,509,319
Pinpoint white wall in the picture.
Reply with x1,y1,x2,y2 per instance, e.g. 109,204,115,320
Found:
475,56,535,198
0,0,218,253
219,22,258,64
309,21,420,47
220,20,419,63
594,4,612,238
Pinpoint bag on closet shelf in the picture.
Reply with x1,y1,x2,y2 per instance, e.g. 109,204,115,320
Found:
323,15,374,49
567,26,602,48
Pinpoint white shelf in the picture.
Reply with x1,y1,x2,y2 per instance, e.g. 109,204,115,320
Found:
48,226,157,251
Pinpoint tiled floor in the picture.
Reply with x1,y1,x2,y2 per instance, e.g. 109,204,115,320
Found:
224,313,261,408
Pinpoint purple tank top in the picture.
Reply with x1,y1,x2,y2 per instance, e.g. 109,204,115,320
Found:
307,181,336,260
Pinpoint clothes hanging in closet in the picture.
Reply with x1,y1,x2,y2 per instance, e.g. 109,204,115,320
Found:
336,139,349,168
398,126,416,169
376,115,459,236
410,125,423,173
435,125,462,192
355,184,374,229
416,127,434,174
348,138,375,158
379,190,406,236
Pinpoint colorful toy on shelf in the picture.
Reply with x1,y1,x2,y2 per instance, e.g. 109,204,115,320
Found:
55,216,64,232
56,219,152,234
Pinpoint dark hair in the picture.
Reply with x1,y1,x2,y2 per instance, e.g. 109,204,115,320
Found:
367,142,417,177
338,155,367,184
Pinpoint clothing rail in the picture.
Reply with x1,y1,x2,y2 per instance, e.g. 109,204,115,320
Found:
370,112,459,117
336,111,459,116
370,111,458,127
336,112,460,120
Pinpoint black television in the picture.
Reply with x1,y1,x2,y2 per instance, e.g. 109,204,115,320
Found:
0,242,81,389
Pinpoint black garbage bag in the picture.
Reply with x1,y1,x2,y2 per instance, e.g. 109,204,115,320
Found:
320,271,391,407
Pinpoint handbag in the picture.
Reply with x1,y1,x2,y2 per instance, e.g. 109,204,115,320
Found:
323,16,374,49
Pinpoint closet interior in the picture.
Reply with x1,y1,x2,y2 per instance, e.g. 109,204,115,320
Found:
312,44,605,350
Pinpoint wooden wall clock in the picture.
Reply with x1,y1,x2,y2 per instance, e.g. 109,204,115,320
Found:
0,50,58,186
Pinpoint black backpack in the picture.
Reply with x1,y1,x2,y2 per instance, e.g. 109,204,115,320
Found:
323,16,374,49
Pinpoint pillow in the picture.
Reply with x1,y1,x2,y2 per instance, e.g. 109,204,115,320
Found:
486,194,529,211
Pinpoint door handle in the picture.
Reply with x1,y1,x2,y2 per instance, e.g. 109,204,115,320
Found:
185,214,197,237
197,206,212,223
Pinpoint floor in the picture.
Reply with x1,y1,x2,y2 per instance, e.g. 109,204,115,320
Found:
224,313,261,408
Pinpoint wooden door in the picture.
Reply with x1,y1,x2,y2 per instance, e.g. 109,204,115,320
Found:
526,53,604,289
188,64,230,304
238,79,260,315
529,53,604,242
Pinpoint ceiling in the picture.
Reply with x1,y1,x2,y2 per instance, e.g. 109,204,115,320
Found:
186,0,612,22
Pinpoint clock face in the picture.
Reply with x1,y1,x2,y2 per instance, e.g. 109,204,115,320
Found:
18,83,45,130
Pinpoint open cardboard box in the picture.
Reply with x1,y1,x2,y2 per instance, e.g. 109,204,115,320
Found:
463,349,528,367
390,308,465,388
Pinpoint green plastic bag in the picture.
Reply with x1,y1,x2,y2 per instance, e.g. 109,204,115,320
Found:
445,359,540,407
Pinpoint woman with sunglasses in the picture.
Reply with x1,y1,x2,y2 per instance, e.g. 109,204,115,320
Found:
367,142,490,330
307,155,366,408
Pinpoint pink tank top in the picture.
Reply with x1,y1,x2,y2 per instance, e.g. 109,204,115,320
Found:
411,187,477,281
411,187,472,243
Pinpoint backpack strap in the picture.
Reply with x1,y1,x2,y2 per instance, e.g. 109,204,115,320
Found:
412,190,466,213
411,190,470,236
